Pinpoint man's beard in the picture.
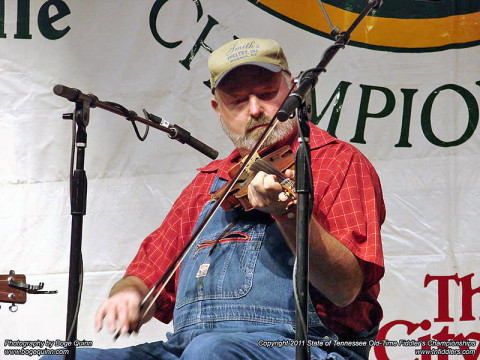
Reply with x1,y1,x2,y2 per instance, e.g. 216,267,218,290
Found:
220,113,297,152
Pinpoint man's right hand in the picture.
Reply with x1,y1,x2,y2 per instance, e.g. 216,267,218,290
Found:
94,276,152,335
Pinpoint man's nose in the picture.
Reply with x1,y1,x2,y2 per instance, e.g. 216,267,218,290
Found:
248,95,263,119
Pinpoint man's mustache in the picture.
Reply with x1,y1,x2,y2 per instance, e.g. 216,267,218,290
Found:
245,115,272,132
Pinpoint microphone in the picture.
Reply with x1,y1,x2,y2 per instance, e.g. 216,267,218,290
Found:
53,85,98,105
144,110,218,160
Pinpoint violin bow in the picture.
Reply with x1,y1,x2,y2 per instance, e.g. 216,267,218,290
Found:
114,82,297,339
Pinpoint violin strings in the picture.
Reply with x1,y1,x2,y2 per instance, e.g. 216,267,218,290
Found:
250,159,296,200
250,159,287,180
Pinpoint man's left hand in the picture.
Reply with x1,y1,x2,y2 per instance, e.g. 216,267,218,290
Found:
247,169,294,218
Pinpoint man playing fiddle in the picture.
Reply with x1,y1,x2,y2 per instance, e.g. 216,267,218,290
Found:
43,38,385,360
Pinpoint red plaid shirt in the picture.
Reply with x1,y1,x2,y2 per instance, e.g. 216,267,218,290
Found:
126,125,385,337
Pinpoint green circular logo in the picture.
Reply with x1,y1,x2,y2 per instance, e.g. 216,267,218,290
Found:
248,0,480,52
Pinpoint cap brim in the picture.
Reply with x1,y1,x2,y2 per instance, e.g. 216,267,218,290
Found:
213,62,282,89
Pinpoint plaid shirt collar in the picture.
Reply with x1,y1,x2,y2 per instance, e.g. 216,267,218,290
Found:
198,125,337,180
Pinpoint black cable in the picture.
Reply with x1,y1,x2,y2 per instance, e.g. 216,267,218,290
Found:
104,101,149,141
69,120,76,205
293,258,309,345
65,254,83,344
295,112,315,214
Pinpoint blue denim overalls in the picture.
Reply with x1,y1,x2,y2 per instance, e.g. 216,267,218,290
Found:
174,176,328,332
44,177,368,360
167,177,357,359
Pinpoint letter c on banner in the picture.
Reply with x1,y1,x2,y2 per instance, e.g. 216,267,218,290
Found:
150,0,203,49
375,319,431,360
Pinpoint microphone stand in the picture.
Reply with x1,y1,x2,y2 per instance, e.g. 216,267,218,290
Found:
54,85,218,360
64,99,89,360
293,100,313,360
276,1,383,359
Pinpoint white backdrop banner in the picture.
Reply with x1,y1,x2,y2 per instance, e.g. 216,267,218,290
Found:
0,1,479,359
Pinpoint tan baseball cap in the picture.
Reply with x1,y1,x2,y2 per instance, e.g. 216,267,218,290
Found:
208,38,290,90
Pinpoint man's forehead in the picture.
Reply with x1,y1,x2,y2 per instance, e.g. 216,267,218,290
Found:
217,66,281,93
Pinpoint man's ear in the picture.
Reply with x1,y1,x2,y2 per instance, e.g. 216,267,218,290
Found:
211,96,221,118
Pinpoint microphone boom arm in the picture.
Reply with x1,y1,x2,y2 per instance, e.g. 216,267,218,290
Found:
53,85,218,160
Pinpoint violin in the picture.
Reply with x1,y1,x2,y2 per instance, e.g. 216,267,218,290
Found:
211,145,297,211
